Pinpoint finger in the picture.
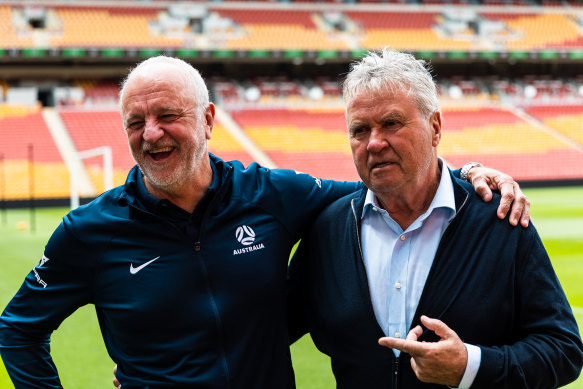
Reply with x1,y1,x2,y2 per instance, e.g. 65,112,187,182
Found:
496,180,515,222
507,182,528,226
419,315,456,341
521,199,531,228
511,186,530,228
113,365,120,388
378,337,427,356
471,176,492,203
509,183,526,226
407,325,424,341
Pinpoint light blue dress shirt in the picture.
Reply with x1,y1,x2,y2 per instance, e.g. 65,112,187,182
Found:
360,159,480,388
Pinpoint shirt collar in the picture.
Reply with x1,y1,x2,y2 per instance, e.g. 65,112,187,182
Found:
362,158,456,222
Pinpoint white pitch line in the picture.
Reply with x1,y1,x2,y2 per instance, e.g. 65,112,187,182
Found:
572,306,583,315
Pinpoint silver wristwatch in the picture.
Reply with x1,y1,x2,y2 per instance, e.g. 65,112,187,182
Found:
460,162,482,182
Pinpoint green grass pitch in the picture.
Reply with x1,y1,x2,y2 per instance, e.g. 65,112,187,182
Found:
1,186,582,388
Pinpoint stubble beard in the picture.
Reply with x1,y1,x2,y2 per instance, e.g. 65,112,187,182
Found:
133,138,207,195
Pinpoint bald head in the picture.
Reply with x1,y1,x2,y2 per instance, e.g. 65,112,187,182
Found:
119,56,210,116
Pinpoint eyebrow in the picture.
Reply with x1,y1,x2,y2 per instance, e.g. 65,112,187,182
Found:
348,122,367,133
155,107,178,114
124,107,179,123
123,113,140,123
381,112,404,122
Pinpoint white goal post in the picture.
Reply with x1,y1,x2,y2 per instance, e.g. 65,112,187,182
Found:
70,146,113,209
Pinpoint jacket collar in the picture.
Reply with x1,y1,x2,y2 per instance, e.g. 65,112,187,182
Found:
117,153,233,209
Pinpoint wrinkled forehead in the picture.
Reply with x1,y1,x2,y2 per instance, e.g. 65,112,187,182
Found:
124,75,178,98
345,84,412,116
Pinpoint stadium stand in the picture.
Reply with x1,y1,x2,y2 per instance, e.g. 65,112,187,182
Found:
216,8,351,50
0,6,34,49
72,80,120,106
525,104,583,145
439,104,583,181
1,2,582,51
207,119,256,167
50,6,183,48
58,109,130,192
230,108,360,181
482,12,583,50
1,0,583,203
0,104,70,199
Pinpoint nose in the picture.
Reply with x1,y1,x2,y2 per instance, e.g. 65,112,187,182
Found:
367,127,388,153
142,119,164,143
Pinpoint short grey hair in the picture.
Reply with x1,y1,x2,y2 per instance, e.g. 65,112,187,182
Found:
342,48,440,118
119,56,210,114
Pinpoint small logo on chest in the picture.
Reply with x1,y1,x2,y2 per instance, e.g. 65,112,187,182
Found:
236,225,256,245
234,225,265,255
130,256,160,274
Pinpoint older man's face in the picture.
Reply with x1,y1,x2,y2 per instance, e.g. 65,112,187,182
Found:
346,87,441,196
122,70,213,195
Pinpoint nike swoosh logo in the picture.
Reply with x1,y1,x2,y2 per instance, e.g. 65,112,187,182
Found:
130,256,160,275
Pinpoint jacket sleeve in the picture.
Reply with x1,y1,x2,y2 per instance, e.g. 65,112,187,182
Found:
472,230,583,389
263,168,361,238
0,219,94,388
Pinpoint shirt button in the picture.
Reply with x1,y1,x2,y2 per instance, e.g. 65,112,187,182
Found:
373,207,378,212
400,234,406,241
395,332,401,338
395,282,402,290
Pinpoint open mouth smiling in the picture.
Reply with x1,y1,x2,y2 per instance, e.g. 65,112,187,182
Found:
147,146,174,161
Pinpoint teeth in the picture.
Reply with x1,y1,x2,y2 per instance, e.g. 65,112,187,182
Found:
150,147,173,154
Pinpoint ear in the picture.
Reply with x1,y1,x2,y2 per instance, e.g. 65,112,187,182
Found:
430,111,442,147
204,103,215,140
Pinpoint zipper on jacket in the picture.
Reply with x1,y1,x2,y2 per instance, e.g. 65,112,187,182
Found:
410,191,470,325
350,199,365,264
187,165,233,388
125,164,235,388
192,165,233,249
195,243,232,389
393,357,399,388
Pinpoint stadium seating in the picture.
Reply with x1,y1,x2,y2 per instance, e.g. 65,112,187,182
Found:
439,105,583,181
1,3,581,51
0,104,69,199
484,13,582,50
73,80,120,106
216,9,350,50
525,105,583,145
58,109,131,193
230,108,360,181
50,6,182,47
346,10,474,51
207,120,256,167
0,6,33,49
1,0,583,203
